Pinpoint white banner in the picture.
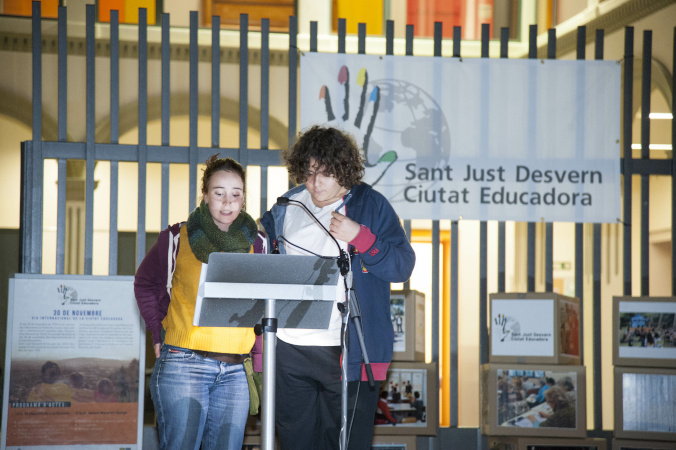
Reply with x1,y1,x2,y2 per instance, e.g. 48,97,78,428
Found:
300,53,621,223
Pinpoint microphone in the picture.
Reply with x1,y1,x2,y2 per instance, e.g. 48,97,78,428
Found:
276,197,290,206
276,196,350,276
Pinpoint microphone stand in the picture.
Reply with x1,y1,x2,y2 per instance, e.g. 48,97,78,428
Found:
338,254,374,450
276,197,374,450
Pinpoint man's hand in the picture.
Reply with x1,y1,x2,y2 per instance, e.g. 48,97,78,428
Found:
154,343,161,359
330,211,360,243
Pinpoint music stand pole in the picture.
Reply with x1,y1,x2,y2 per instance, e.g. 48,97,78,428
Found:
261,298,276,450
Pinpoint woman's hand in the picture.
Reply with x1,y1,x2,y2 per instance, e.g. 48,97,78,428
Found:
330,211,360,242
154,343,162,359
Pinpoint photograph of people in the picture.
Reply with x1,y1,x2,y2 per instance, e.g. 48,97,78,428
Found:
134,156,265,450
619,312,676,349
27,361,73,403
497,369,578,429
529,386,575,428
260,125,416,449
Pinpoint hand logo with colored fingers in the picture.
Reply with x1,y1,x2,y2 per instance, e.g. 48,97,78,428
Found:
319,65,397,187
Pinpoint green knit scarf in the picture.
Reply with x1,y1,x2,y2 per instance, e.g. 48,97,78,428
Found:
186,200,258,263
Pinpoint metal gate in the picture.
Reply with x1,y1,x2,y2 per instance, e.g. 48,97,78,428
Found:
19,2,676,448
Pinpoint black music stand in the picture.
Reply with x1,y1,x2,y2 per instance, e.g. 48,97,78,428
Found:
193,252,340,450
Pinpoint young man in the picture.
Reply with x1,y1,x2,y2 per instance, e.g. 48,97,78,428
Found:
261,126,415,449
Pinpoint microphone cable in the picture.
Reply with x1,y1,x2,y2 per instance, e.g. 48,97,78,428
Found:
276,235,341,262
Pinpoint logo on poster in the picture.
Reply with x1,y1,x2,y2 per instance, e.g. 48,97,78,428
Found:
494,314,521,342
56,285,101,306
57,284,78,304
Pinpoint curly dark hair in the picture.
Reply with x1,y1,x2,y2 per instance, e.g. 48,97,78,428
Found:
201,154,246,194
283,126,365,188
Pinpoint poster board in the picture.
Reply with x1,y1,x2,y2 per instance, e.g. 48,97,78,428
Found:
373,362,437,436
490,293,581,365
1,274,145,450
489,436,607,450
391,290,425,362
612,439,676,450
613,366,676,442
480,363,587,438
612,296,676,368
371,435,417,449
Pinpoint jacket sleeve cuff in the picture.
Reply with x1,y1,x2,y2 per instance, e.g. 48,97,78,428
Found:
349,225,376,254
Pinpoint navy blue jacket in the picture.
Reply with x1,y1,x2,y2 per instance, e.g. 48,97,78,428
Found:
260,183,415,381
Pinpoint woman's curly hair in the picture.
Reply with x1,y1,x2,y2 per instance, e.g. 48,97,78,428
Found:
283,126,365,188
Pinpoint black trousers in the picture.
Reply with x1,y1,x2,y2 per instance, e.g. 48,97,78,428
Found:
275,339,380,450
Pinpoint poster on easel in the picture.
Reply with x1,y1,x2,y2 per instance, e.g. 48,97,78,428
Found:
1,274,145,450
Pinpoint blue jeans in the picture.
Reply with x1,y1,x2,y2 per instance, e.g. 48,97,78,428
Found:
150,344,249,450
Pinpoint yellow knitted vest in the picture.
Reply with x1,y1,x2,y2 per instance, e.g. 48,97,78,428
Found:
162,226,255,353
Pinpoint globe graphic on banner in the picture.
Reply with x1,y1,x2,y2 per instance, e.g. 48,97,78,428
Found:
364,79,451,188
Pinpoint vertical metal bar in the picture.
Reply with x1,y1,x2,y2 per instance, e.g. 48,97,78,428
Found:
498,27,508,292
672,26,676,296
527,25,537,291
479,24,489,367
260,18,270,212
445,21,461,434
529,24,537,59
162,13,170,147
20,142,32,273
545,29,555,291
477,25,489,448
452,26,461,57
310,21,317,52
239,14,249,166
432,220,441,363
592,222,602,429
431,23,442,445
593,29,604,431
29,1,43,274
56,6,67,274
109,9,120,276
109,162,119,275
161,12,170,229
84,4,96,275
338,18,346,54
358,23,366,54
640,30,651,296
500,28,508,59
189,11,199,212
403,223,411,291
547,28,556,59
623,27,634,296
402,25,412,292
405,24,413,57
450,220,458,428
58,7,67,141
431,21,442,365
288,16,298,147
137,7,148,269
386,20,394,56
212,15,221,148
574,26,586,362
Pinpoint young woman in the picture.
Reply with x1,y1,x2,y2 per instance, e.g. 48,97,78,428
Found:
261,126,416,449
134,156,265,450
